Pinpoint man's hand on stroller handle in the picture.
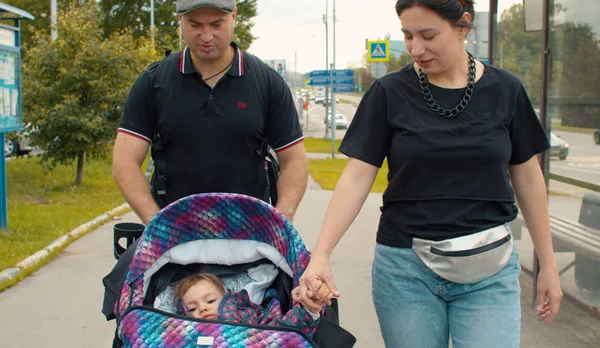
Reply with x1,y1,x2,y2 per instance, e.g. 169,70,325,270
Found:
298,256,340,312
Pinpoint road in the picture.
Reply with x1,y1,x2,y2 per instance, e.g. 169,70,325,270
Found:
300,93,358,140
299,94,600,197
550,130,600,197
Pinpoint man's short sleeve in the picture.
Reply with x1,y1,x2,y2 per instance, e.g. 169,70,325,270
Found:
118,66,157,143
508,85,550,165
265,71,303,152
338,80,392,167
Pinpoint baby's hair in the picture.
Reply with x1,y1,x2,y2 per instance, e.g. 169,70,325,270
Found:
174,273,226,298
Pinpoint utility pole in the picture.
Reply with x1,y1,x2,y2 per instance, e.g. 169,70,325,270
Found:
330,0,337,158
323,1,330,140
150,0,155,46
51,0,57,41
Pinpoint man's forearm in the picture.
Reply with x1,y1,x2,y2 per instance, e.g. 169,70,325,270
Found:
113,165,160,225
275,158,307,222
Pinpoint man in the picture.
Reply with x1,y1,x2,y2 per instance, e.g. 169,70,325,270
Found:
112,0,307,225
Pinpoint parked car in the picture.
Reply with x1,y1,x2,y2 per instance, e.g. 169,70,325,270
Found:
323,96,340,107
325,112,348,130
3,124,35,157
594,129,599,144
550,132,569,160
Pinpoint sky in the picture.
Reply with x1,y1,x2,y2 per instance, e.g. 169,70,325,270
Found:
247,0,521,74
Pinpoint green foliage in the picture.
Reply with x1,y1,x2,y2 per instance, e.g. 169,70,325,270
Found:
550,22,600,128
21,2,159,185
356,51,413,93
495,4,543,106
304,138,342,154
308,158,389,192
100,0,179,51
99,0,258,52
2,0,91,51
9,0,258,54
233,0,258,51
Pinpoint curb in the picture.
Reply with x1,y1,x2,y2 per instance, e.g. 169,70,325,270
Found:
0,203,131,292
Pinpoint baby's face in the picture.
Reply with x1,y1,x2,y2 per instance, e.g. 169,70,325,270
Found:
182,279,224,320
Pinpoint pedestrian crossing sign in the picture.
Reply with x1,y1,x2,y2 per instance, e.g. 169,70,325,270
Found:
367,40,390,62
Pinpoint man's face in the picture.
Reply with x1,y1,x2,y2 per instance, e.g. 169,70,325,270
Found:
179,7,237,62
182,279,224,320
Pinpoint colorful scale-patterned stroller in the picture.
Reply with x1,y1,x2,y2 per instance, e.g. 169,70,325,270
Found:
102,193,356,347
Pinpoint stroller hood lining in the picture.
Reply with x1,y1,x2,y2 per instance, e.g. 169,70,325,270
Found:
143,239,294,300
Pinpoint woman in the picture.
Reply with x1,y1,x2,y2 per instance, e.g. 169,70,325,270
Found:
298,0,563,347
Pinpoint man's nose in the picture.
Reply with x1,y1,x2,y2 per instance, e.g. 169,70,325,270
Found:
199,27,214,41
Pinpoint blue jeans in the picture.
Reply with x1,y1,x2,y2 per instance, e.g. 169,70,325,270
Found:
372,243,521,348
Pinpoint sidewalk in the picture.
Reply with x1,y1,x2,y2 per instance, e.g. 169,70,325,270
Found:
0,180,599,347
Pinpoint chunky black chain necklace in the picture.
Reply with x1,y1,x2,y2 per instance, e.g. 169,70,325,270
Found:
418,52,476,118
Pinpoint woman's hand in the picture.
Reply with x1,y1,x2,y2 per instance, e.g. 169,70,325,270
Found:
298,255,340,312
536,267,563,325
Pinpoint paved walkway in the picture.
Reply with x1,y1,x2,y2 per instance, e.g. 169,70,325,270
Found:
0,178,599,347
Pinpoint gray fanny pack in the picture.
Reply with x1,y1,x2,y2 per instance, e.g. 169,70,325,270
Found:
412,224,514,284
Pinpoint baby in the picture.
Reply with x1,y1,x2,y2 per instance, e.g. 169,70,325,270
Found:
174,273,333,336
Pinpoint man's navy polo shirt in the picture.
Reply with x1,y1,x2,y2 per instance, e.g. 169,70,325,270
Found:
118,43,303,204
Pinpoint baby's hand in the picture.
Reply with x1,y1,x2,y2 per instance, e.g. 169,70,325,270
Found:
311,279,334,306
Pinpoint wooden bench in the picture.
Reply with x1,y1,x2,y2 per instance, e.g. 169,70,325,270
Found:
510,215,600,277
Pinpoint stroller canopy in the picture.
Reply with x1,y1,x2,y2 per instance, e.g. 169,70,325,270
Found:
117,193,311,319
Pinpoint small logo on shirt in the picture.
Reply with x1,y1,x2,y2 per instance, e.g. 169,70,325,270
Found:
237,101,247,109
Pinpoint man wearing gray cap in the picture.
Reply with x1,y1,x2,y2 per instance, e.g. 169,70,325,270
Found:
113,0,307,225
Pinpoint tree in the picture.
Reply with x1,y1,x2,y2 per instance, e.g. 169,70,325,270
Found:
232,0,258,50
2,0,91,51
99,0,258,51
8,0,258,53
356,52,413,93
495,3,543,106
550,22,600,128
22,2,159,185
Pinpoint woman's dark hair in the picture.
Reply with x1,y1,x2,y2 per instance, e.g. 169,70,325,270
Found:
395,0,475,29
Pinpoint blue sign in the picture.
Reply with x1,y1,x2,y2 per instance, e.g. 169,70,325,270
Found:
309,69,354,78
309,76,354,86
367,40,389,62
333,85,354,93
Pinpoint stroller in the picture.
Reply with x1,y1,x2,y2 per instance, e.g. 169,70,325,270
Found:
102,193,356,347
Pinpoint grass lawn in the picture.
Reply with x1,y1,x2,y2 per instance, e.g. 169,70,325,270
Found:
1,154,126,272
304,137,343,154
308,158,388,192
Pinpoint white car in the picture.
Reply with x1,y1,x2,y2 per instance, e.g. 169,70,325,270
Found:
4,127,34,157
325,113,348,130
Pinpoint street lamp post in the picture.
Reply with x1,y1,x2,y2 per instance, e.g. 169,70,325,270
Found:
323,2,330,140
330,0,337,158
51,0,57,41
150,0,155,45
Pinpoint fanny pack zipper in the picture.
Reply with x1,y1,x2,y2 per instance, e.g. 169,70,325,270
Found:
430,234,512,257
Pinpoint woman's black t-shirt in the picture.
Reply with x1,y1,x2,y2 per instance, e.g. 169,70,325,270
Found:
339,63,550,248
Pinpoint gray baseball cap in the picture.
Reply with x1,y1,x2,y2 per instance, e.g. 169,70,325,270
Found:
176,0,237,14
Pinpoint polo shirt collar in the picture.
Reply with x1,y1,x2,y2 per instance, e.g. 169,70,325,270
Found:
179,42,245,77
